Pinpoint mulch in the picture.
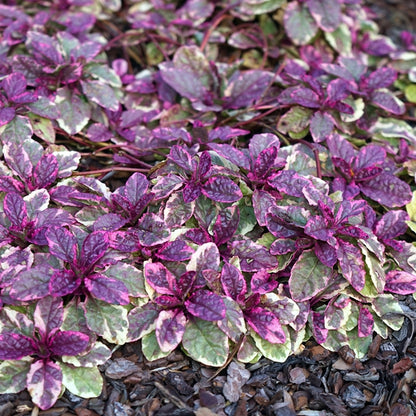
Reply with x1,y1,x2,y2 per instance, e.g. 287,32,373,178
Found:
2,1,416,415
1,297,416,416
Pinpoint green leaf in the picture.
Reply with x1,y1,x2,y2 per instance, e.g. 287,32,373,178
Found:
80,80,119,111
406,191,416,221
340,98,365,123
83,298,129,344
28,114,56,143
141,331,170,361
55,87,91,135
405,84,416,103
218,297,246,343
237,336,262,363
103,263,147,298
60,364,103,398
182,318,229,367
127,305,158,342
361,245,385,295
370,117,416,142
85,63,122,88
371,295,404,331
284,3,318,45
278,106,313,134
61,342,112,367
324,296,352,330
0,115,33,143
235,202,256,236
324,23,352,55
251,327,291,362
0,359,31,394
346,328,373,359
321,329,348,352
289,249,332,301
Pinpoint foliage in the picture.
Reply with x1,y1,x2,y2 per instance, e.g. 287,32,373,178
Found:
0,0,416,409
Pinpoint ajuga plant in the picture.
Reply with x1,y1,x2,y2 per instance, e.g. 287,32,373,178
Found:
0,0,416,410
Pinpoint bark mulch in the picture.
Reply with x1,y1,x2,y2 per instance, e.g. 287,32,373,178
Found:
1,296,416,416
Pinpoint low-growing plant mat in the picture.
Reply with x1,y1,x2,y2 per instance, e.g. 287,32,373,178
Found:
0,0,416,415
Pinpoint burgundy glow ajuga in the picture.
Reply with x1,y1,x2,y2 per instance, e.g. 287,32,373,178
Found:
0,0,416,409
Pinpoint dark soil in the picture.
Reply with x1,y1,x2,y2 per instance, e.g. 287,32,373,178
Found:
1,2,416,416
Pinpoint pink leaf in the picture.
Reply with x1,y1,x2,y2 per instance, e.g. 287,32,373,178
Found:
27,360,62,410
385,271,416,295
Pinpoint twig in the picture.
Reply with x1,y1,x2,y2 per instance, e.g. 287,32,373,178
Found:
153,381,193,411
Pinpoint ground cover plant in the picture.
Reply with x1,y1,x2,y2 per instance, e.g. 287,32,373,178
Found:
0,0,416,411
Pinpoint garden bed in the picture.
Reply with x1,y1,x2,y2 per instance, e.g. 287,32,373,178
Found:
0,0,416,415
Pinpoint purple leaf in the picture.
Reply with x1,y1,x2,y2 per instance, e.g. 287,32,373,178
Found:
136,213,170,247
326,78,350,102
253,146,278,180
268,170,311,197
251,269,278,294
156,309,187,352
253,190,277,226
311,311,328,344
4,142,33,183
223,70,273,109
213,206,240,246
327,133,355,163
26,31,64,65
0,107,16,126
371,90,405,115
85,274,130,305
385,271,416,295
3,192,27,228
93,213,128,231
183,180,202,203
221,262,247,302
2,72,27,99
144,262,176,295
27,360,62,411
9,265,52,301
208,143,250,170
304,216,335,243
230,239,277,272
375,210,408,240
290,87,321,108
249,133,280,162
33,154,59,189
185,290,225,321
0,333,37,360
48,330,89,356
270,238,297,255
364,67,397,91
358,308,374,337
310,111,334,142
307,0,341,31
122,172,149,207
79,231,109,268
156,240,193,262
0,176,24,193
245,307,286,344
45,227,77,263
198,151,211,178
360,173,412,207
202,176,242,203
336,242,366,291
354,145,385,170
49,270,81,297
33,296,63,335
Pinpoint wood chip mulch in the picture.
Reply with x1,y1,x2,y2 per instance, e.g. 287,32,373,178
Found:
1,297,416,416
